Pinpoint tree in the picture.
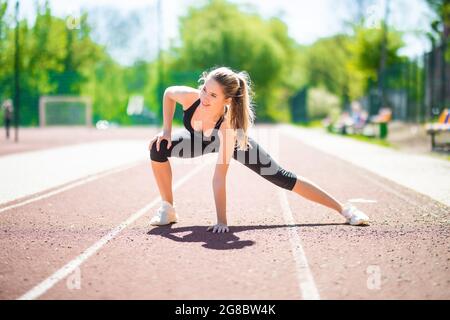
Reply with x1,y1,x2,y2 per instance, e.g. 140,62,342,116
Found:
302,35,352,106
0,1,112,125
170,0,297,121
347,26,405,100
0,0,10,103
425,0,450,59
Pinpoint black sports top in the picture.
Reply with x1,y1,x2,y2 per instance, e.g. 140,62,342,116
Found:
183,98,227,137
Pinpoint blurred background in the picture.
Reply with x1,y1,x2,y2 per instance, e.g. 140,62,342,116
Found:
0,0,449,153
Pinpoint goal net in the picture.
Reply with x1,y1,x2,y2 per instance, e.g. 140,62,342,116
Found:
39,96,92,127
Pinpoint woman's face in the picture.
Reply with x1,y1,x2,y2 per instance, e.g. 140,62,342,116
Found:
200,78,230,111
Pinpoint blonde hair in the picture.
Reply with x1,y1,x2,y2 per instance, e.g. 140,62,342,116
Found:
198,66,255,151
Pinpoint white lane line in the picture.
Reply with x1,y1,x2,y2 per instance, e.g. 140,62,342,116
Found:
17,157,215,300
279,128,428,210
0,161,142,214
352,170,425,209
278,190,321,300
280,125,450,207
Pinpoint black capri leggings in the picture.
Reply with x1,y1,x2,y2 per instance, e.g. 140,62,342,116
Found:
150,129,297,191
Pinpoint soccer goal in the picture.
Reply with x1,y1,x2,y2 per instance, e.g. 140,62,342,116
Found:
39,96,92,127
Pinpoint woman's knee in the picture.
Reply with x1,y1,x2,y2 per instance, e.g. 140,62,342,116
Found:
149,139,170,162
267,167,298,191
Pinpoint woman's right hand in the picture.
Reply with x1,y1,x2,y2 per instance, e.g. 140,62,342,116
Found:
149,130,172,152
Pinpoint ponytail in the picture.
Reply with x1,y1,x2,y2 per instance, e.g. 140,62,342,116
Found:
229,72,255,151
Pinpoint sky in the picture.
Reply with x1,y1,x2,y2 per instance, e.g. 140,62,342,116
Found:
9,0,437,66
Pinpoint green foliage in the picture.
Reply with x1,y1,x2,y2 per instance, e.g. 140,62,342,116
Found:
0,0,420,126
0,2,110,125
425,0,450,61
172,0,297,121
347,26,405,99
298,26,406,104
0,2,157,126
349,27,405,78
302,35,352,103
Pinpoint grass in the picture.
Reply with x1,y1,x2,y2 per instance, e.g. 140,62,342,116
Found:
428,150,450,162
338,132,396,148
293,120,325,128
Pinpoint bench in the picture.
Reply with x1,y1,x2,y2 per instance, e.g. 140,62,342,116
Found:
365,108,392,139
425,108,450,151
338,108,392,138
323,107,392,139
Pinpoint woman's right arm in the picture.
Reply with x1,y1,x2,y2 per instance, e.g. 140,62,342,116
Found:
149,86,199,152
162,86,199,133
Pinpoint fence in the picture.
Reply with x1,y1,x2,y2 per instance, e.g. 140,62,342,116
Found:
362,43,449,123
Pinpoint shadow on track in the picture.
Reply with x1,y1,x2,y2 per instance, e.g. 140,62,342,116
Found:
147,223,346,250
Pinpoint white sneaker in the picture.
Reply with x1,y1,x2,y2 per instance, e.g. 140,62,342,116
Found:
150,200,178,226
341,202,370,226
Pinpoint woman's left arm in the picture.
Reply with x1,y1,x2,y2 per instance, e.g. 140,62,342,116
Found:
208,121,236,233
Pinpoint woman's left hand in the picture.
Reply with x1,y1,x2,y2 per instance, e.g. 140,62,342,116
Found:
207,223,229,233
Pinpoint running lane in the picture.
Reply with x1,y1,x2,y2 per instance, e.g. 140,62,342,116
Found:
1,126,448,299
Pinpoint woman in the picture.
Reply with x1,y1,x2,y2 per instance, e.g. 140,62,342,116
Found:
148,66,369,233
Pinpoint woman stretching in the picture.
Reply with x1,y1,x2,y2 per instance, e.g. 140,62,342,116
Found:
148,66,369,233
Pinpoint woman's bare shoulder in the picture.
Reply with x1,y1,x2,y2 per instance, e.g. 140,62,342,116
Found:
165,86,200,111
